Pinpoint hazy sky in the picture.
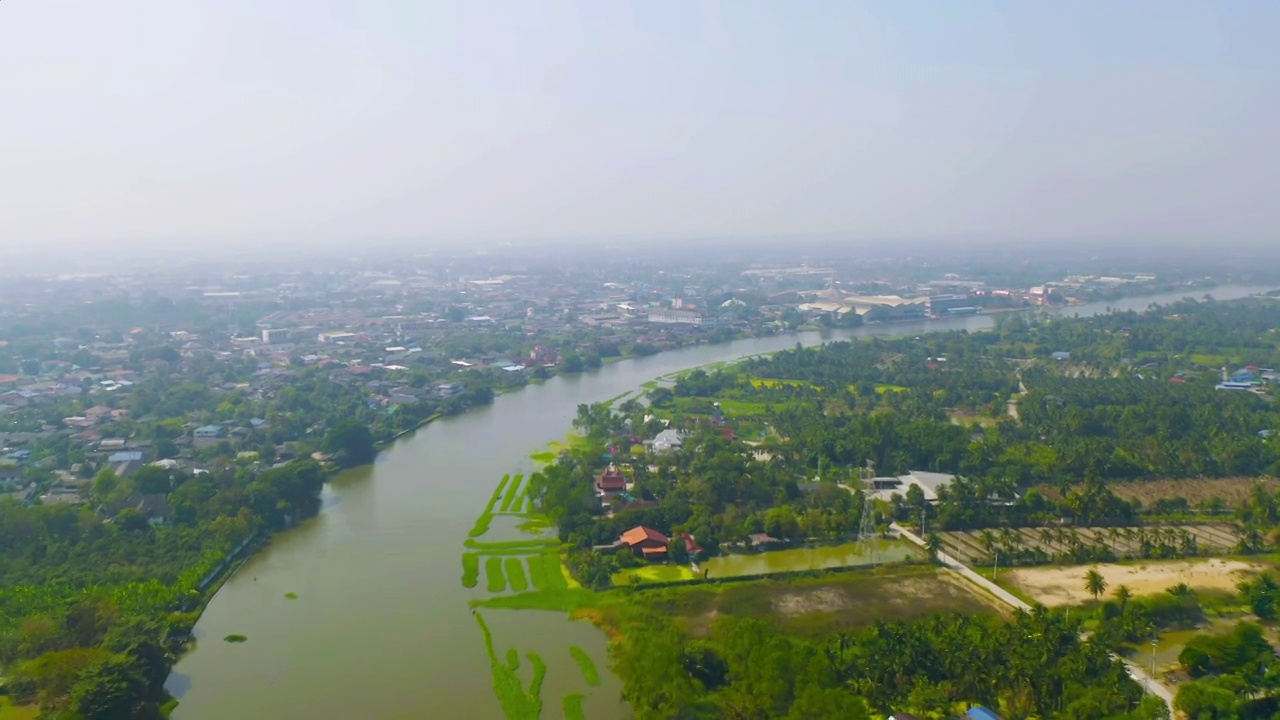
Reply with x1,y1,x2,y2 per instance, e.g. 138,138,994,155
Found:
2,1,1277,250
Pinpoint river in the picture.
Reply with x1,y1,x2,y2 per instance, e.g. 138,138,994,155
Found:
167,285,1272,720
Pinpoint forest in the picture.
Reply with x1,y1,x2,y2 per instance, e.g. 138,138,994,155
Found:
0,459,325,718
606,603,1164,720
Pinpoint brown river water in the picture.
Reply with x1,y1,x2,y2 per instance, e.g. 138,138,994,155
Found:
166,285,1270,720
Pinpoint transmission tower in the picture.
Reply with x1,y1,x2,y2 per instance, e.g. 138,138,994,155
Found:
855,459,879,566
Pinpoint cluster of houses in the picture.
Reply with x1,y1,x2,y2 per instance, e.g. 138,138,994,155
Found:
890,707,1000,720
1215,366,1278,394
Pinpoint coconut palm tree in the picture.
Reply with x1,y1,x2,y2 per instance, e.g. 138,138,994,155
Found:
979,529,997,556
1113,584,1133,612
1180,531,1198,557
1084,567,1108,601
925,533,944,564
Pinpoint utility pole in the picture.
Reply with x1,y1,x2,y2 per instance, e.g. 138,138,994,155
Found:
1151,639,1158,678
993,550,998,580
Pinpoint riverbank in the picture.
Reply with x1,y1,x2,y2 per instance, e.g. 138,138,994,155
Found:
167,284,1276,720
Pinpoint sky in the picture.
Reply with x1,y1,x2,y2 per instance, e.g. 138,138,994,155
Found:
1,1,1278,252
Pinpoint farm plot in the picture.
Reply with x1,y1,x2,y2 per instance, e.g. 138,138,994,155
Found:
1009,559,1267,607
937,523,1240,568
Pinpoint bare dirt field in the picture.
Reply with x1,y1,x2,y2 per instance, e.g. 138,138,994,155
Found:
1006,559,1266,607
651,566,1001,638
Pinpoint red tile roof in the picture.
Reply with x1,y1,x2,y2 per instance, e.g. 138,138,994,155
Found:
681,532,703,556
595,467,626,491
620,525,669,547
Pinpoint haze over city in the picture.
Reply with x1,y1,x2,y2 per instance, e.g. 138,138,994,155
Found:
2,1,1278,255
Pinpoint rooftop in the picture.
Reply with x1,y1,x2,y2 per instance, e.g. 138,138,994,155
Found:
867,470,955,503
620,525,669,547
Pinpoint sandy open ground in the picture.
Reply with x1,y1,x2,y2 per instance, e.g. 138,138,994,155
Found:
1006,559,1266,606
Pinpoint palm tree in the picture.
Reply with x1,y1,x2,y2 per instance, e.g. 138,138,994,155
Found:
1113,584,1133,612
1180,531,1198,557
1084,567,1108,602
925,533,944,564
979,529,997,556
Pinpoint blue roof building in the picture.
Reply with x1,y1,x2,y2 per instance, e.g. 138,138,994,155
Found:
194,425,225,439
107,451,144,463
966,707,1001,720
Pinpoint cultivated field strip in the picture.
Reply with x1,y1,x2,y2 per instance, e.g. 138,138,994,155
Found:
937,523,1241,567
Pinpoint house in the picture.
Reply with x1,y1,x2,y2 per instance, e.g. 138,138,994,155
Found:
194,425,225,439
748,532,782,548
595,465,627,495
436,382,464,399
619,525,670,560
99,493,174,525
98,438,128,452
1051,351,1071,360
867,471,956,503
681,532,704,559
0,461,21,481
888,714,921,720
648,310,716,329
651,428,685,453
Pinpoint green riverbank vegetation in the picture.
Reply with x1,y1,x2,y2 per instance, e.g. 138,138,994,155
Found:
468,297,1280,719
568,646,600,686
0,459,329,717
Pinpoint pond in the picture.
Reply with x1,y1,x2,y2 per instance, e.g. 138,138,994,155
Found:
702,538,922,578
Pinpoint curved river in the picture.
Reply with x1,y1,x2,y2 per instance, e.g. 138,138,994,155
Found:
168,285,1270,720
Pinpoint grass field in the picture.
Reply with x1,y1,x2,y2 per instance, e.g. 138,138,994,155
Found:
0,698,38,720
715,399,773,417
639,565,1000,638
748,378,821,391
612,564,697,586
1189,354,1229,367
948,409,1000,427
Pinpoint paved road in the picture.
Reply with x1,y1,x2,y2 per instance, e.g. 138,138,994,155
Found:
892,523,1175,711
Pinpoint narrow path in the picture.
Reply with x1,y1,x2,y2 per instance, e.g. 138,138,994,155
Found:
892,523,1175,712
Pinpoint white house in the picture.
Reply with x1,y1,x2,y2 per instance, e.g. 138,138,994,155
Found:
651,429,685,453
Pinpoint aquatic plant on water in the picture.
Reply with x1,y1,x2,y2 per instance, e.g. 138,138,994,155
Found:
505,558,529,592
486,557,507,593
568,646,600,686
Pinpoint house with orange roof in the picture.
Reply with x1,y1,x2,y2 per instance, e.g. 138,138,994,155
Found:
618,525,670,560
